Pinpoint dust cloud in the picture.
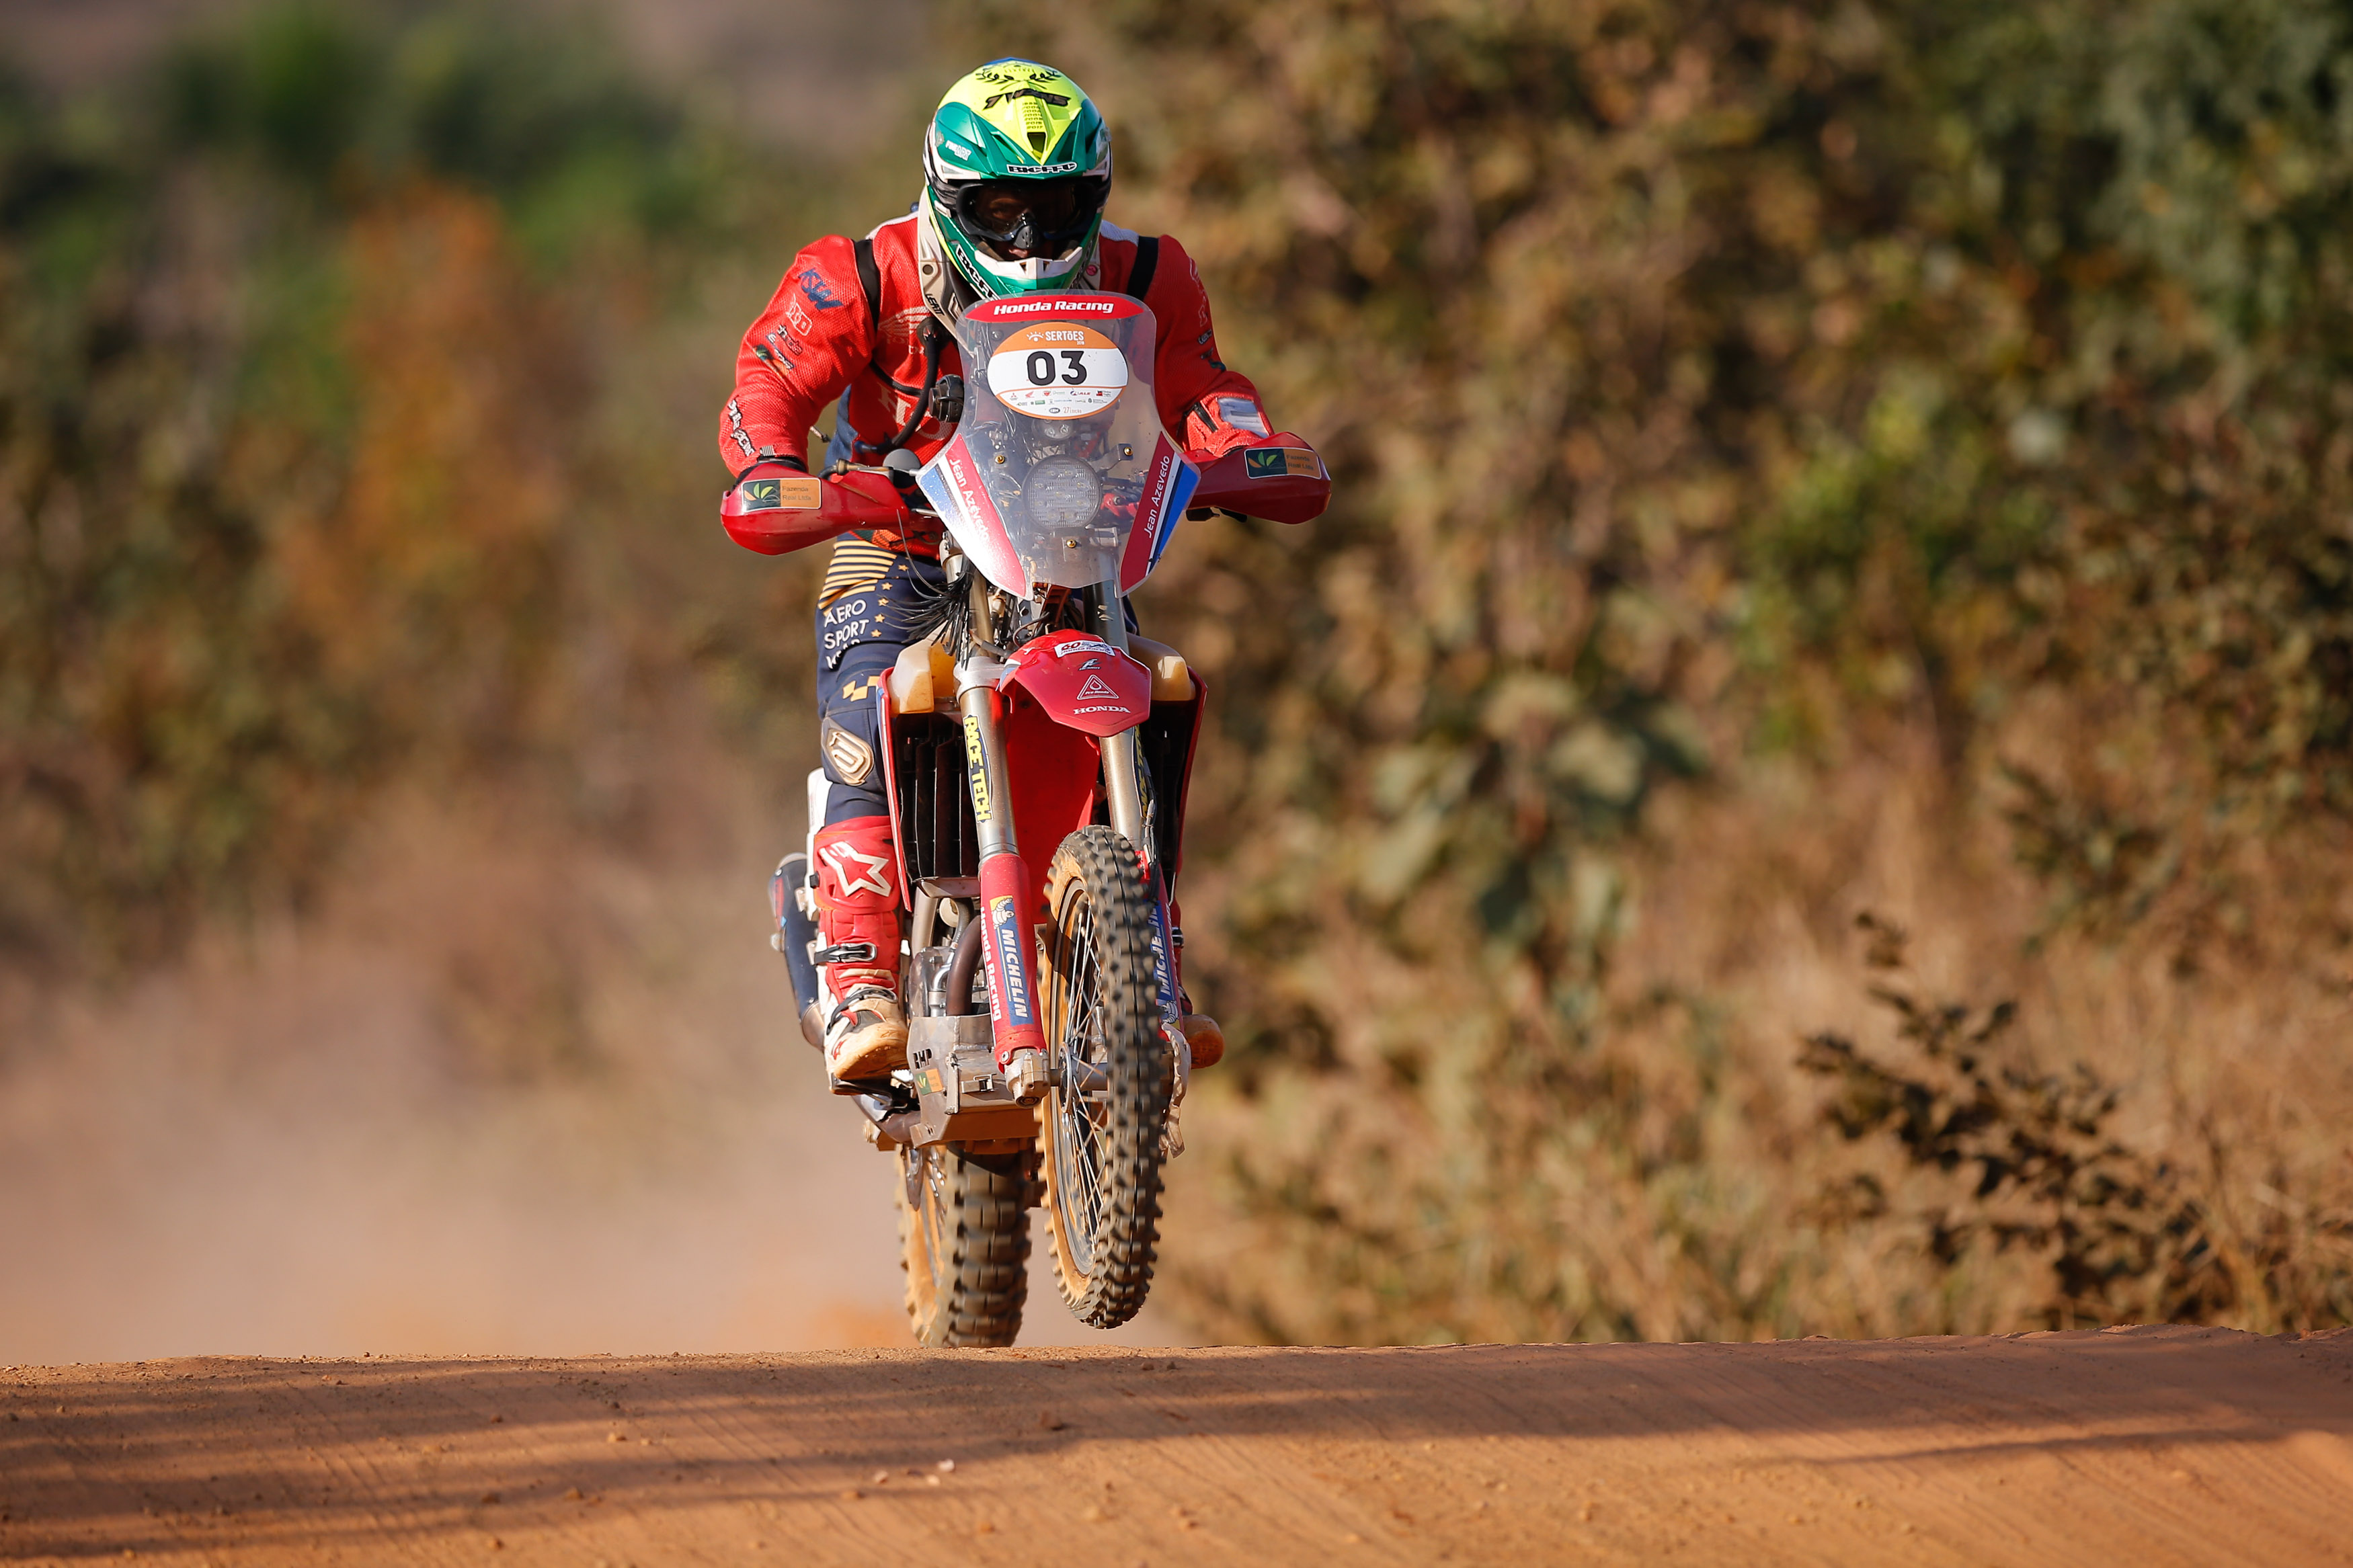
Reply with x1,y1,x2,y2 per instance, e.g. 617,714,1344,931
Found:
0,788,1174,1362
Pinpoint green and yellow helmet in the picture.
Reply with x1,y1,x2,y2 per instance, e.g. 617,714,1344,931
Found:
922,59,1113,299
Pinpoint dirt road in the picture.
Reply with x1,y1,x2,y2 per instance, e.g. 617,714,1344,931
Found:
6,1326,2350,1566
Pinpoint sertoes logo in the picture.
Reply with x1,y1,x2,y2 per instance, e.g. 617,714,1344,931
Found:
742,478,781,509
797,268,846,311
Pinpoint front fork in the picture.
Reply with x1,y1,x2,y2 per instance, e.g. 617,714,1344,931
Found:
956,581,1189,1114
955,607,1049,1094
1094,597,1192,1144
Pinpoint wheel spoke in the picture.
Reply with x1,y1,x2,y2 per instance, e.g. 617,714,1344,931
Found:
1055,889,1111,1275
920,1148,952,1298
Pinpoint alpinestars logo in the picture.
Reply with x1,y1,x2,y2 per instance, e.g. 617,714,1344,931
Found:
819,839,893,899
1076,673,1121,701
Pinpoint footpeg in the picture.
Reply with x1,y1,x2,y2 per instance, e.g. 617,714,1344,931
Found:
1008,1047,1051,1105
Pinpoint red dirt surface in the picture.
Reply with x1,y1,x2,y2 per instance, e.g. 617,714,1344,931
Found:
5,1325,2350,1565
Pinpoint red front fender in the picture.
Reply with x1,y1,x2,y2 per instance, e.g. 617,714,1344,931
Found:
1006,630,1153,738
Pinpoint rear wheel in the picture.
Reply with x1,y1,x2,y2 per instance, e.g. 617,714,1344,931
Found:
1039,825,1170,1328
896,1142,1029,1347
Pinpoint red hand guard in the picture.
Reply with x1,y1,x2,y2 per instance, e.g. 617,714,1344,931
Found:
721,465,913,556
1189,433,1330,525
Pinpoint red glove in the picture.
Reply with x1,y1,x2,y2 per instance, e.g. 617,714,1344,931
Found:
720,463,911,556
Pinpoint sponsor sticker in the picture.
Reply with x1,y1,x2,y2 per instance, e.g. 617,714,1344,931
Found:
982,88,1072,111
1245,446,1323,480
1147,905,1178,1016
1076,673,1121,701
797,267,846,310
739,475,823,511
785,296,814,337
963,714,993,822
1121,434,1188,589
935,446,1004,530
986,323,1129,420
986,297,1121,316
987,895,1037,1028
1051,638,1116,660
1002,160,1080,175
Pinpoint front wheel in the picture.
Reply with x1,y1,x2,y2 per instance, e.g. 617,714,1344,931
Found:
896,1142,1029,1347
1039,825,1171,1328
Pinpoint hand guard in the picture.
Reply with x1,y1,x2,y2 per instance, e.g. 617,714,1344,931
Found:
720,464,912,555
1188,433,1330,525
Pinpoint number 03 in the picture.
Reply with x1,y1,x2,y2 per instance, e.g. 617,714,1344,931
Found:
1025,349,1090,386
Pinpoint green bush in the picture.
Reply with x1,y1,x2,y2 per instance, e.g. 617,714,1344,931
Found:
971,0,2353,1341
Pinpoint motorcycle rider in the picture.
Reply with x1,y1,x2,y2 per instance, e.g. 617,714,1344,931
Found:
717,58,1313,1083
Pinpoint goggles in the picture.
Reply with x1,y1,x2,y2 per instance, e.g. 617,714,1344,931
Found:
955,177,1101,256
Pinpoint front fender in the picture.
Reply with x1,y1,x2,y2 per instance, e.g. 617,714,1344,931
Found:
1007,630,1152,738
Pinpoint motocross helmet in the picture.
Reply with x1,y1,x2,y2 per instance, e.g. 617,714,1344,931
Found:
922,59,1113,300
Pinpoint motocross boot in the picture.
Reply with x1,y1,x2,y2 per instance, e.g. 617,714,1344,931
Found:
813,815,908,1081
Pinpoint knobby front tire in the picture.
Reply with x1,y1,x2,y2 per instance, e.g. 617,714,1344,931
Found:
896,1141,1029,1348
1039,824,1170,1329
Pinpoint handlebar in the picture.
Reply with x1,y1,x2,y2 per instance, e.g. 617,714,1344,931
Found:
723,433,1328,559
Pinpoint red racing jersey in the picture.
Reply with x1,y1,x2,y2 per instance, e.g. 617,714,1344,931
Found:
719,212,1279,564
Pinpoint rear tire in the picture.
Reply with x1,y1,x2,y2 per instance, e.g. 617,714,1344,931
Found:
1039,825,1170,1328
897,1143,1029,1348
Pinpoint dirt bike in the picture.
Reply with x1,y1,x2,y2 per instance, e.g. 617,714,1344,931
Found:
721,291,1326,1346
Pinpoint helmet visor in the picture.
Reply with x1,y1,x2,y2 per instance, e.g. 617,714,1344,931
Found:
956,178,1097,257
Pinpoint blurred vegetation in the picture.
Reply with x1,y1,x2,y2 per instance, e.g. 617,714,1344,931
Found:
1802,913,2351,1329
5,1,2347,1339
0,3,829,971
979,0,2353,1341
